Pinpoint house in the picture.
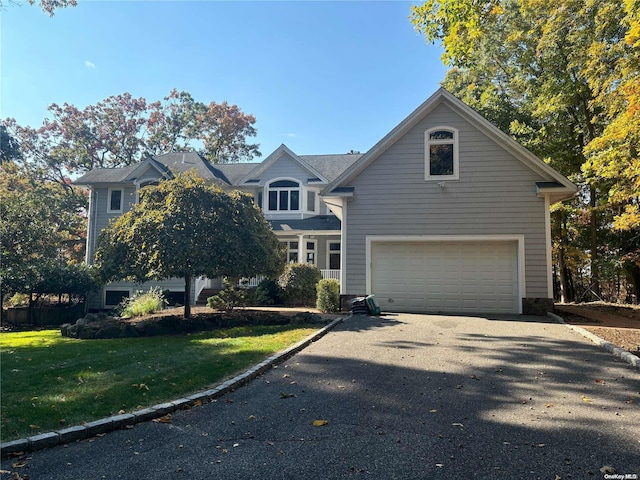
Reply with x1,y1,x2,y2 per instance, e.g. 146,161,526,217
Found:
75,146,361,310
76,88,576,315
322,88,576,315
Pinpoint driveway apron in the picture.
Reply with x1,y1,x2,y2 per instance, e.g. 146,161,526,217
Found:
2,313,639,480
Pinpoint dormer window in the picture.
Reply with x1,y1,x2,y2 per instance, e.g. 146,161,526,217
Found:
425,127,459,180
267,180,300,212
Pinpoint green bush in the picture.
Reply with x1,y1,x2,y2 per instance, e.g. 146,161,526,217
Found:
316,279,340,313
119,287,166,318
278,263,322,306
207,279,249,312
254,279,284,306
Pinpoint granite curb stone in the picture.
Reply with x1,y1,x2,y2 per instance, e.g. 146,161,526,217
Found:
0,316,344,458
548,312,640,369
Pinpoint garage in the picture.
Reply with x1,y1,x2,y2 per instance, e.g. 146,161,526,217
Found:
369,240,520,314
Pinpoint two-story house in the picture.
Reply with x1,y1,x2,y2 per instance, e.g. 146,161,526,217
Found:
77,89,577,315
75,145,361,310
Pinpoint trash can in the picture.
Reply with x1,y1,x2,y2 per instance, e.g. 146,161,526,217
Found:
350,295,381,316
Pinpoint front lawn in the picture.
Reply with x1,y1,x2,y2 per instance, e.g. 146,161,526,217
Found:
0,325,317,441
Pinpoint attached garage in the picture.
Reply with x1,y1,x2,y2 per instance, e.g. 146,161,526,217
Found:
368,237,523,314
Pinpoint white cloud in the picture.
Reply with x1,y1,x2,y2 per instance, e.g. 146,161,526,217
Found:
84,60,96,68
286,133,296,138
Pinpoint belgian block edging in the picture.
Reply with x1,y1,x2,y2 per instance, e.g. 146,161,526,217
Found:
548,312,640,369
0,317,344,459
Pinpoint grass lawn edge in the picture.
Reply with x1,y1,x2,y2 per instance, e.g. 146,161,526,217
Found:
0,316,346,458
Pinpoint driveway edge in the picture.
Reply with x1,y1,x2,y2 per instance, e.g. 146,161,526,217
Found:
548,312,639,370
0,317,345,459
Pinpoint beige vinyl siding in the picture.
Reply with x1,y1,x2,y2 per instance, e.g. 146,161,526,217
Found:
345,103,549,299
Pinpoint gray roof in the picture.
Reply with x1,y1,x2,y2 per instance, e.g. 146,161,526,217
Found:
74,164,139,184
73,151,363,187
299,154,362,182
269,215,341,232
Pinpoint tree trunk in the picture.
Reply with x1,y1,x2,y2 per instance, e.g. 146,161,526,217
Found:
184,274,192,318
590,184,600,299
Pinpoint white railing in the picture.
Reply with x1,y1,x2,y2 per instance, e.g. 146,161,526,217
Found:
194,275,207,303
239,276,265,288
238,270,340,288
321,269,341,281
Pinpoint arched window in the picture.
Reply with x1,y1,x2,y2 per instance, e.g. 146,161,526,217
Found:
267,179,300,211
425,127,459,180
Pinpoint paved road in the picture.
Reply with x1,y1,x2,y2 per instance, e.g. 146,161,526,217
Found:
2,313,639,479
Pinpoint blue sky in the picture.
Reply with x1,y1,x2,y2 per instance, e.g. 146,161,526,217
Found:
1,1,446,158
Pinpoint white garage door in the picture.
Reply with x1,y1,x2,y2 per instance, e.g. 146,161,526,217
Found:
371,241,519,314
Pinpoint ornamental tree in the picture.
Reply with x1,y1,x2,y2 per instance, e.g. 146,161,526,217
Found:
95,172,284,318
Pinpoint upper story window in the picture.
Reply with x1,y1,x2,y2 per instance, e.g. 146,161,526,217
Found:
425,127,459,180
267,180,300,212
108,188,123,213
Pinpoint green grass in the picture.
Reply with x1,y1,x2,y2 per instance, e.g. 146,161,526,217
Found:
0,325,317,441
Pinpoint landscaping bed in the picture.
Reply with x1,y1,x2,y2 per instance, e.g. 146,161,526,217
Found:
61,306,329,339
554,303,640,356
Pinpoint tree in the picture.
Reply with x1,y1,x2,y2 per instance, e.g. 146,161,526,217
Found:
410,0,639,302
1,0,76,16
0,126,21,163
95,172,284,318
0,164,88,315
2,89,260,182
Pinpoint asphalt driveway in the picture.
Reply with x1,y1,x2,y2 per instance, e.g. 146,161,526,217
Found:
2,313,639,479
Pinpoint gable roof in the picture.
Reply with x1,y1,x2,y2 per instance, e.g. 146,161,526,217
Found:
322,88,577,203
237,144,331,185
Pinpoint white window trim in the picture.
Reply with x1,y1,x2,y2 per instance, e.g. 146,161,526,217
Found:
304,239,317,266
265,178,301,213
425,126,459,181
326,240,341,270
107,188,124,213
306,189,318,214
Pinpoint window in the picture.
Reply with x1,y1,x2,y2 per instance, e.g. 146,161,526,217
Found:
328,241,341,270
425,127,459,180
105,290,129,306
267,180,300,212
306,241,316,265
108,189,123,212
284,241,299,263
307,190,316,212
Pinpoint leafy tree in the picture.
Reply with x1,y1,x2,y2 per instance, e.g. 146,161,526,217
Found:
0,166,91,316
411,0,639,302
95,173,284,318
2,89,260,183
1,0,76,16
0,126,21,163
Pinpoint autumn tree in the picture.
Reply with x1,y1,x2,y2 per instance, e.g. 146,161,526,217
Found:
2,89,260,182
95,173,284,318
0,164,90,315
411,0,639,302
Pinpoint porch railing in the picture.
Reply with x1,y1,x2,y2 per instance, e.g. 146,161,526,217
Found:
239,270,340,288
320,269,341,281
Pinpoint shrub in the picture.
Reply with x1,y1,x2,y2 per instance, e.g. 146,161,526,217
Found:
207,279,249,312
278,263,322,306
316,279,340,313
254,279,284,306
119,287,166,318
6,293,29,307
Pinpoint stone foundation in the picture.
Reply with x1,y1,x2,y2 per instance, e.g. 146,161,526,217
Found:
522,298,554,316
